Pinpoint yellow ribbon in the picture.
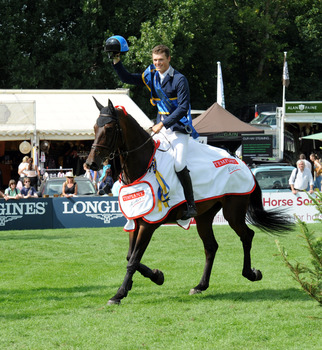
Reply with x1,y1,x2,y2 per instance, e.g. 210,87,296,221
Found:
152,158,170,211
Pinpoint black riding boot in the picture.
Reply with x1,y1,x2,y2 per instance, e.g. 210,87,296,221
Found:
176,166,197,220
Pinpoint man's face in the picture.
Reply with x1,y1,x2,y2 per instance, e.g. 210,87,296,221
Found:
298,161,305,170
152,53,171,74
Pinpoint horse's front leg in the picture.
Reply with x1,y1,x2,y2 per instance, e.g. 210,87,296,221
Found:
108,224,155,305
125,229,164,290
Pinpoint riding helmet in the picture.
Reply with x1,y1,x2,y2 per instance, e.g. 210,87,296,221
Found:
105,35,129,53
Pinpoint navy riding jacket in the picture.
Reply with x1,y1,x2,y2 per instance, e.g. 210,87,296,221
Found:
113,61,191,134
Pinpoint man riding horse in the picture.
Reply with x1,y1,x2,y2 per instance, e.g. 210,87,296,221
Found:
105,36,198,220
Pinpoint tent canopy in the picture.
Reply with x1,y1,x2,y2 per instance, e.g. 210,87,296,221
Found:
0,89,153,141
193,102,263,141
302,132,322,140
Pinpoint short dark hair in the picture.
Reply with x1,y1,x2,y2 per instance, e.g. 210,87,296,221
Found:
152,45,170,58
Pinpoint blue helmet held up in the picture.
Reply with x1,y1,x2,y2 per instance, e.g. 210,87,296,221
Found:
105,35,129,53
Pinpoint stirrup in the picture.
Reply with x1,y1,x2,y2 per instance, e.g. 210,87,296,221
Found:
181,204,197,220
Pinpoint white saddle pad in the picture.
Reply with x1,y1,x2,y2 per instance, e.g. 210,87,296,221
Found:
120,132,255,231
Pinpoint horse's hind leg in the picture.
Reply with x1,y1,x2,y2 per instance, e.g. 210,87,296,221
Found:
190,205,220,295
223,198,262,282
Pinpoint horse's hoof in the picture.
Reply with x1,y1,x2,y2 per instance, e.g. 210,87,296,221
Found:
107,299,121,306
189,288,202,295
252,268,263,281
152,269,164,285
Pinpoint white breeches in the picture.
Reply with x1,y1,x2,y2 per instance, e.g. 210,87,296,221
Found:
162,128,189,172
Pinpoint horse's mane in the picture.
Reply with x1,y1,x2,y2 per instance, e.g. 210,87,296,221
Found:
118,110,151,140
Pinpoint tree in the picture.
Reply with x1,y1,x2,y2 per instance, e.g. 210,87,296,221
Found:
0,0,321,118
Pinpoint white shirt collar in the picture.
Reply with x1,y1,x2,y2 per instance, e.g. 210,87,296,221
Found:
159,66,173,83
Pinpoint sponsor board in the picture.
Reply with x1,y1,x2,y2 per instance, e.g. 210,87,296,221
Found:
54,197,125,228
0,192,320,231
0,198,52,230
0,197,126,230
211,192,321,225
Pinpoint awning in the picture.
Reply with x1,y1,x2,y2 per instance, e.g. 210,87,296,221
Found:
0,89,153,141
302,132,322,140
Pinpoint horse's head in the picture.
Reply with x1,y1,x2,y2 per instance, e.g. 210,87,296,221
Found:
86,97,121,171
87,97,155,183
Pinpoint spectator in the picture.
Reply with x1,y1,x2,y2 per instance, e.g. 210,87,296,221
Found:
4,179,21,200
289,160,314,195
111,179,122,197
62,171,78,198
299,153,312,171
98,168,114,194
99,160,111,183
26,157,40,189
83,163,98,190
20,177,38,198
309,153,322,191
17,155,29,188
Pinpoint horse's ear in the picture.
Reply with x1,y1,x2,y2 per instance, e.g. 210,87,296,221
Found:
93,96,104,111
108,99,116,116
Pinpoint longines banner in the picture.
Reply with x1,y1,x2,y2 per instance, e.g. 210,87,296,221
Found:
0,193,320,231
53,197,125,228
0,197,126,231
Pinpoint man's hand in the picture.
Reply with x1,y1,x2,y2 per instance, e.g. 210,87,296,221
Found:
113,53,121,65
152,122,164,134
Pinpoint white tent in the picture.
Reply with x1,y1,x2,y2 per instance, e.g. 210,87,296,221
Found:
0,89,153,142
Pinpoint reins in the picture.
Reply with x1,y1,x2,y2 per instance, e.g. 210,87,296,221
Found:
91,127,155,160
91,107,156,172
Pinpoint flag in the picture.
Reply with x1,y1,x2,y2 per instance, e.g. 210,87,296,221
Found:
282,52,290,87
217,61,225,108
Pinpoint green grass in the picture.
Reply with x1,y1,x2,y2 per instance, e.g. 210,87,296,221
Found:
0,224,321,350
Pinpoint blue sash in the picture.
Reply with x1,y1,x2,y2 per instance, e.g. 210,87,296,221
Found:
143,65,199,139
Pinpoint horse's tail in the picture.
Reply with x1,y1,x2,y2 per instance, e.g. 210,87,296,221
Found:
246,179,295,234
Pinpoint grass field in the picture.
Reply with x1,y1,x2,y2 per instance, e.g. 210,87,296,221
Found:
0,224,321,350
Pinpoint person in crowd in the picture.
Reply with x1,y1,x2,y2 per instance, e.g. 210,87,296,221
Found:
111,179,122,197
83,163,98,190
17,155,30,188
62,171,78,198
309,153,322,191
98,168,114,194
109,40,198,219
4,179,21,200
299,153,312,171
25,157,40,189
20,177,38,198
289,159,314,195
98,159,111,183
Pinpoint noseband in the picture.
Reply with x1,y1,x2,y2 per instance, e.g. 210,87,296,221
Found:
91,115,122,160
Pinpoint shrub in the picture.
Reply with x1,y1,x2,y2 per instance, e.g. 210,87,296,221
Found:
276,191,322,305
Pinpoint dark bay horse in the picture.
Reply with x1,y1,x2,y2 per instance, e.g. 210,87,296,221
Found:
86,98,293,305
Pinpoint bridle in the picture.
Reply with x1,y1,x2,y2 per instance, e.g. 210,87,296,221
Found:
91,113,155,161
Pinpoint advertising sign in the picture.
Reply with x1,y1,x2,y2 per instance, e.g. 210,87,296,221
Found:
0,198,53,230
0,193,320,231
53,197,126,228
242,134,273,163
285,102,322,114
212,192,321,225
